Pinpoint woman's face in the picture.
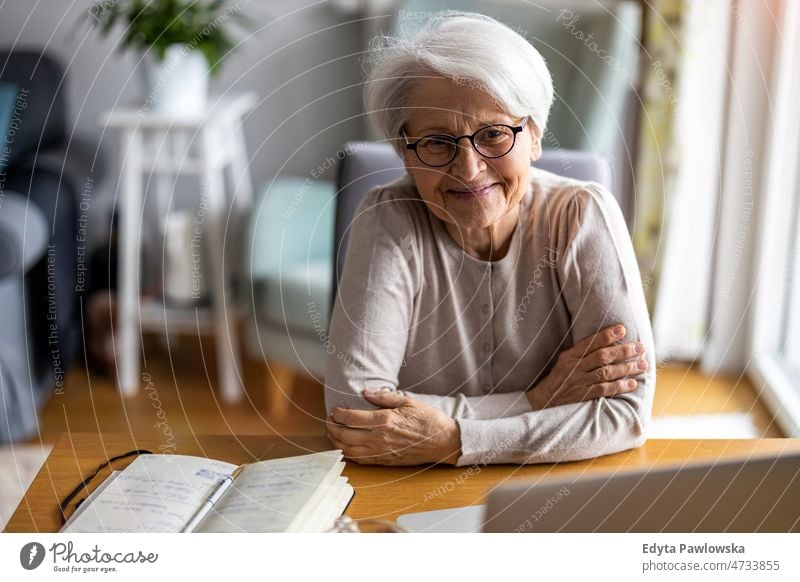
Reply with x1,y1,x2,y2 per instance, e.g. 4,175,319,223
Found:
402,76,542,230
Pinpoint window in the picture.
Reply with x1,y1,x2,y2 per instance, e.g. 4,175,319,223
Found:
749,1,800,437
781,192,800,380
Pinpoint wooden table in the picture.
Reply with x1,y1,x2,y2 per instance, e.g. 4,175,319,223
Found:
6,433,800,532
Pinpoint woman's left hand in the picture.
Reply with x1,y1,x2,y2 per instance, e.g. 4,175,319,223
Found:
326,389,461,466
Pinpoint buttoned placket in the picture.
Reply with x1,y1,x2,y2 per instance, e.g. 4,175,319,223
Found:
480,263,495,393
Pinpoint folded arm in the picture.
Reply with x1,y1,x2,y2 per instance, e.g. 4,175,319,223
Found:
325,183,655,466
324,186,533,421
454,184,656,466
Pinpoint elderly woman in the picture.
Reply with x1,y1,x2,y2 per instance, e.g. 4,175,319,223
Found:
324,12,655,467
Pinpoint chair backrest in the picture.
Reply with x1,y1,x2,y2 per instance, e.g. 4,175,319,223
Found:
0,51,67,165
392,1,641,155
0,191,48,443
332,141,614,306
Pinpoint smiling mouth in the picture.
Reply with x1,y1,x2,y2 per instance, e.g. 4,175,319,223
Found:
446,183,497,200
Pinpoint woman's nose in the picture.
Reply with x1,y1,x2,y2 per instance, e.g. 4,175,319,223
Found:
449,141,484,181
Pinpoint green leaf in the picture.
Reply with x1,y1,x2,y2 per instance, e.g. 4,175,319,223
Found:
87,0,246,72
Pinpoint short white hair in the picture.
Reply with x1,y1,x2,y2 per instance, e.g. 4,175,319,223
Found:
364,11,554,154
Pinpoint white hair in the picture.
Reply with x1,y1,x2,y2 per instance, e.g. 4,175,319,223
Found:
364,11,554,154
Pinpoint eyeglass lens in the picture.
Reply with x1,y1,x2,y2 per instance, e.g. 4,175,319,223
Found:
415,125,517,166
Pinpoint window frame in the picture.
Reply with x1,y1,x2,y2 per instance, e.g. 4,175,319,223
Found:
749,0,800,437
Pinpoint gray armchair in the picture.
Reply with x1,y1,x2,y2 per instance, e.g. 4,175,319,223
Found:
332,141,615,309
246,142,613,421
0,49,107,442
387,1,642,221
0,193,48,442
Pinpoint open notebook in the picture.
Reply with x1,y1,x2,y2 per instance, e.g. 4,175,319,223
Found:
61,450,353,533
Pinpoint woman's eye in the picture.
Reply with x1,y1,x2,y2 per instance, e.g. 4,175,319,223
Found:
480,129,505,141
421,136,453,151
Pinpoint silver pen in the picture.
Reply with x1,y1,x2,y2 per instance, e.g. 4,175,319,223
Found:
181,466,244,533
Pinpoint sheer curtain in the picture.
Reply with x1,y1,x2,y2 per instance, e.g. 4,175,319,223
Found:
700,0,783,374
646,0,799,434
645,0,782,364
637,0,732,363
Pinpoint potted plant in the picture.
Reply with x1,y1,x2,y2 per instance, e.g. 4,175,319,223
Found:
89,0,251,117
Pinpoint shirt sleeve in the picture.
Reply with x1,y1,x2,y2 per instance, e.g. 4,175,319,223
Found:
324,186,534,420
454,183,656,466
399,390,533,419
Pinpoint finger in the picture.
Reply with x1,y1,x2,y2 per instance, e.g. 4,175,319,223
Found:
570,324,626,356
327,434,379,463
331,406,385,429
592,378,639,399
583,358,649,384
327,432,345,450
581,341,646,371
362,388,413,409
326,413,347,428
342,446,383,465
327,432,350,454
326,421,373,446
327,435,375,462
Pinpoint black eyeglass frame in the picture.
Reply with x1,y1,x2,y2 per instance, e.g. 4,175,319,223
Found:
403,115,530,167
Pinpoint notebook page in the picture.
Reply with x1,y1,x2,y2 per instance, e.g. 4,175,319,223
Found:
62,455,238,533
291,474,347,532
196,451,344,532
60,471,122,531
287,471,341,532
296,476,353,532
333,482,354,518
283,458,348,532
323,481,355,531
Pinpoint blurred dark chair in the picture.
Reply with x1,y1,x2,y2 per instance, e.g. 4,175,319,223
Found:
0,49,107,442
0,193,48,442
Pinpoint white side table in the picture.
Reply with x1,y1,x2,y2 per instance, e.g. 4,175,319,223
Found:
102,93,256,402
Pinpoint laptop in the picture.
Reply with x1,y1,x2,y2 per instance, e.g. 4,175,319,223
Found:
397,452,800,533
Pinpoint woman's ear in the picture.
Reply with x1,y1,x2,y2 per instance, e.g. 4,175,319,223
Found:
529,124,543,163
402,148,415,174
399,129,416,174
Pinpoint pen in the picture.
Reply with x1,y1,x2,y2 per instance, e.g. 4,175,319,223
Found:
181,466,244,533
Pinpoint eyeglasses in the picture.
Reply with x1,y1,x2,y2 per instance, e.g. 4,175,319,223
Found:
403,116,529,167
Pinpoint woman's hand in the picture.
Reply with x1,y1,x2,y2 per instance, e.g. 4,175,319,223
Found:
326,389,461,466
528,324,648,411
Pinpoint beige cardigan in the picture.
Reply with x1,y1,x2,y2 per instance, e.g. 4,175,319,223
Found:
324,167,655,466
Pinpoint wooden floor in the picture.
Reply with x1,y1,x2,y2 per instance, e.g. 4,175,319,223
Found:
27,336,783,446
